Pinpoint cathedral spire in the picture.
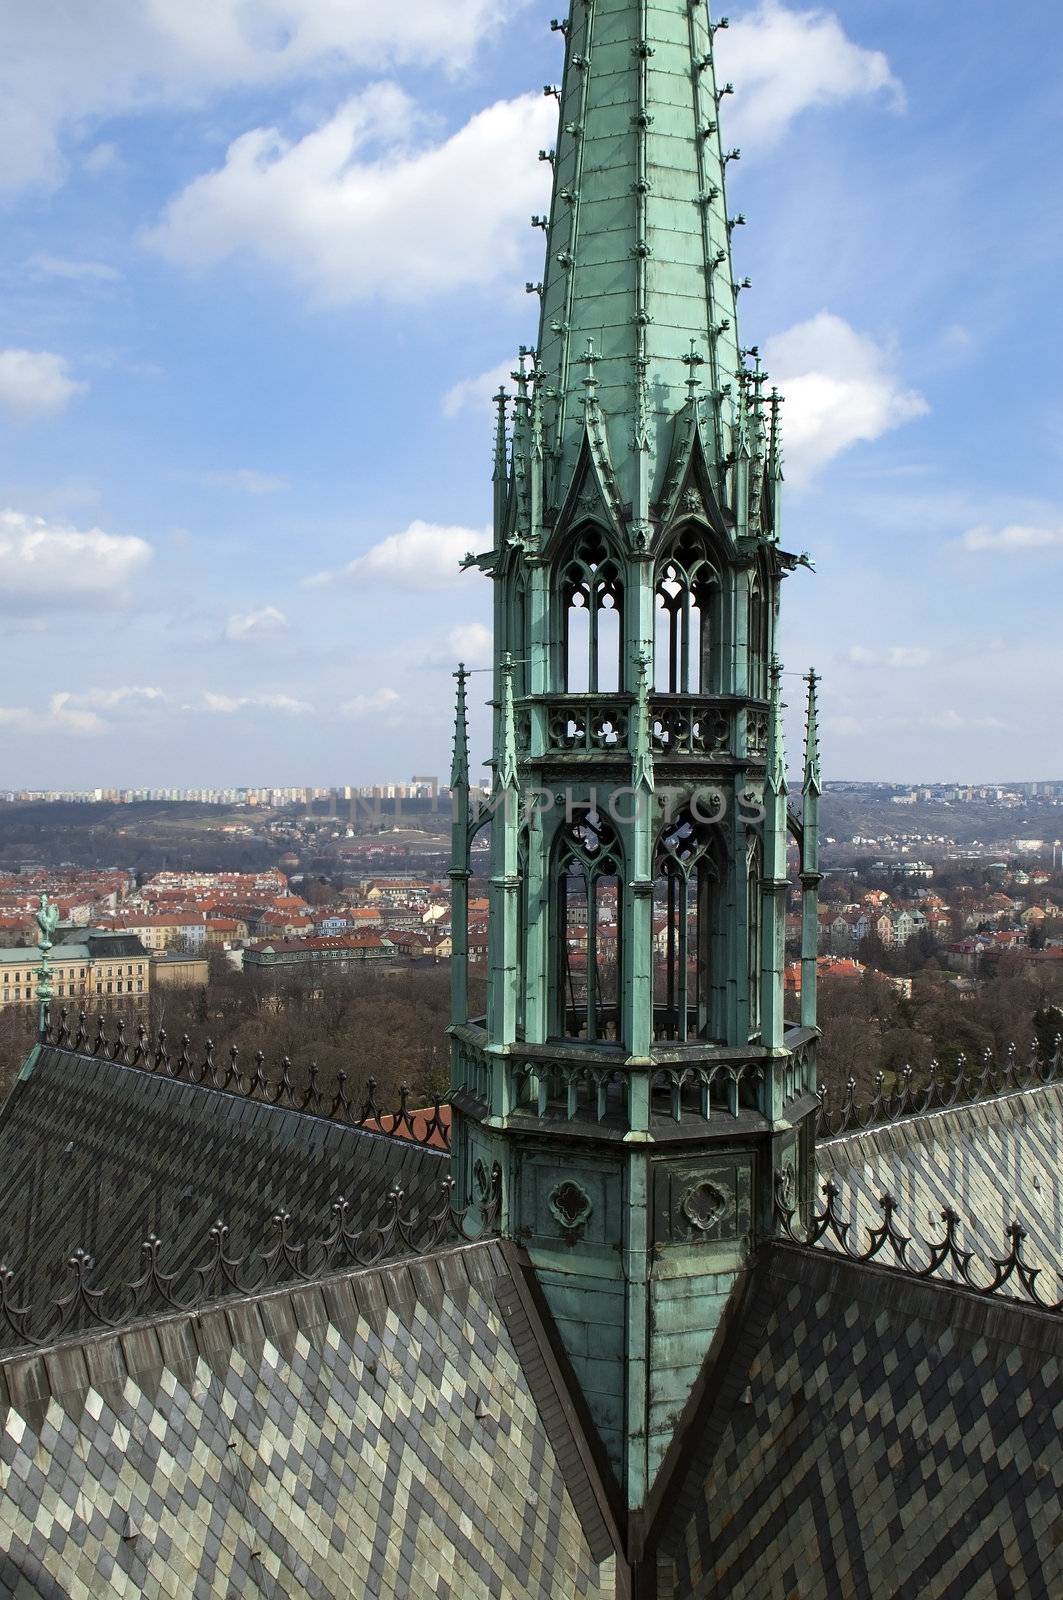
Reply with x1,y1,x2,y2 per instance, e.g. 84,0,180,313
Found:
451,0,822,1526
535,0,744,515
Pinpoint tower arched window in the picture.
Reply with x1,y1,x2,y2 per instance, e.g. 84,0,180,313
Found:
652,806,722,1042
554,809,622,1041
748,579,769,699
654,527,722,693
747,837,762,1038
561,527,623,694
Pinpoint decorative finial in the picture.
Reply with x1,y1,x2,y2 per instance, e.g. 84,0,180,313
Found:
767,657,786,794
511,349,532,399
683,340,706,403
803,669,822,797
451,665,470,792
769,386,785,483
579,337,599,399
493,387,509,483
633,647,655,794
530,363,546,457
498,653,519,791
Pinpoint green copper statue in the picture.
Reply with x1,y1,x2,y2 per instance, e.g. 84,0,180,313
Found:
34,892,59,1041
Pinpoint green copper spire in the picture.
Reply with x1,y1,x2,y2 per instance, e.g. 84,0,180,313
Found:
492,387,509,534
803,667,822,797
450,663,470,792
450,0,822,1539
449,665,472,1029
497,653,519,791
536,0,743,521
766,656,787,797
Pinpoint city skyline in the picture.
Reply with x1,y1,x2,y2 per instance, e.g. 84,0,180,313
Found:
1,0,1060,785
2,775,1063,807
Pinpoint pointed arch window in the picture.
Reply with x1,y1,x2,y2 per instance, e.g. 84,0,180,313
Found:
748,579,769,699
747,837,762,1038
653,806,721,1041
654,526,722,693
561,527,623,694
554,809,622,1041
512,575,529,698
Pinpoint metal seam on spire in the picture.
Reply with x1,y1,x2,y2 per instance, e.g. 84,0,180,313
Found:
546,0,597,467
634,0,651,464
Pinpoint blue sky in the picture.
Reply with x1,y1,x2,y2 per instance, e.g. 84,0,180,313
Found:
0,0,1060,788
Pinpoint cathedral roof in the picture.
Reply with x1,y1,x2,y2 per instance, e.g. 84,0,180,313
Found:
650,1241,1063,1599
0,1033,1058,1596
0,1043,448,1343
818,1082,1063,1293
0,1238,620,1599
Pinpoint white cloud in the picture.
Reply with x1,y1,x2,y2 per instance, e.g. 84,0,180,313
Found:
0,686,163,737
203,691,311,714
848,645,932,669
764,313,928,484
0,0,514,192
224,605,289,642
307,519,488,592
959,523,1063,553
446,623,493,667
48,686,164,735
822,714,867,738
0,510,151,607
27,254,122,283
147,87,555,305
205,468,289,494
443,361,514,420
0,350,87,421
419,622,493,668
823,707,1005,739
718,0,903,146
340,688,402,719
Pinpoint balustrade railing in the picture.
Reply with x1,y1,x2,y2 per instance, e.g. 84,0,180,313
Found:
544,697,630,754
511,1060,630,1124
524,693,774,762
650,695,733,758
650,1060,763,1120
451,1037,492,1106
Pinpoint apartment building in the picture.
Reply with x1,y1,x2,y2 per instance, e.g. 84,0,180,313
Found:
0,932,151,1012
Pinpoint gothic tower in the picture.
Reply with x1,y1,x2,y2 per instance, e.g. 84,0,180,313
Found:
449,0,822,1538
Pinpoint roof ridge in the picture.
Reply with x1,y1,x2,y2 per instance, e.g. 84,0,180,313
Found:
817,1038,1062,1140
34,1012,453,1150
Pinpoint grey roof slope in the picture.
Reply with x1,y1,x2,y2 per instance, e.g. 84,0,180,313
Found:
650,1242,1063,1600
817,1083,1063,1293
0,1239,619,1600
0,1045,447,1327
